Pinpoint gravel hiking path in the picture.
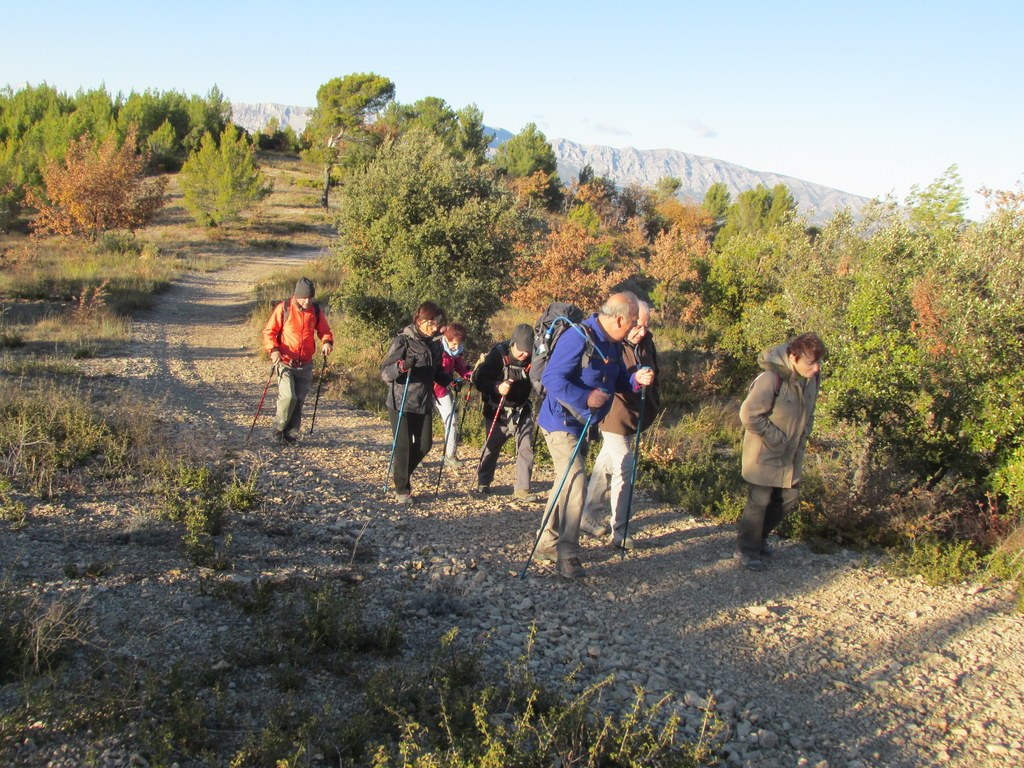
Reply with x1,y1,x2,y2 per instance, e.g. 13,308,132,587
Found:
6,251,1024,767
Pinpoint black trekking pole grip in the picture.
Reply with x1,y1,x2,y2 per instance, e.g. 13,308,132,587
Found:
247,365,276,443
308,353,328,435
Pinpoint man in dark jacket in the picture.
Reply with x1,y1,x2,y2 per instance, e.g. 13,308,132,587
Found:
474,323,539,502
580,300,660,549
536,291,655,579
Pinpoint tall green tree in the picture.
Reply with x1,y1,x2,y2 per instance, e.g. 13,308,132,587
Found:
715,184,796,248
702,182,731,219
376,97,490,165
491,122,562,209
334,128,526,339
304,73,395,208
655,176,682,202
906,164,968,232
179,125,270,227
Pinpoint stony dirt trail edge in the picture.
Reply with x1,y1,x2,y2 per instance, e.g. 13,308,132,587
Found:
14,252,1024,767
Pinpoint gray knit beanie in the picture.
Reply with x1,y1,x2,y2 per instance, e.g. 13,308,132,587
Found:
511,323,534,352
294,277,315,299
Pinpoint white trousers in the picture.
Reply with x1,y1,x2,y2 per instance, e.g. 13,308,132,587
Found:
433,393,459,459
582,431,634,536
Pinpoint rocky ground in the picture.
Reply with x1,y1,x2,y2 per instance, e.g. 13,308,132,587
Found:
3,250,1023,767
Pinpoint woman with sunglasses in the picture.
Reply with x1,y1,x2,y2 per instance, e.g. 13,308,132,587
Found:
380,301,450,503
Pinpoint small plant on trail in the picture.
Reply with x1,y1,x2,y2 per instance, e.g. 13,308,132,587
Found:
0,477,27,525
157,460,260,567
0,588,89,680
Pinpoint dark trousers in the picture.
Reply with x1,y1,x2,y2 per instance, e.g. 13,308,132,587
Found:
477,408,534,491
388,409,433,494
736,483,799,557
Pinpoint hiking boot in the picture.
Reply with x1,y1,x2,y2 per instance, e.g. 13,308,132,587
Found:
274,430,297,445
444,456,464,468
513,489,540,503
474,483,490,495
395,492,415,505
580,519,611,537
556,557,586,579
760,542,775,559
535,545,558,563
610,535,635,551
733,551,765,571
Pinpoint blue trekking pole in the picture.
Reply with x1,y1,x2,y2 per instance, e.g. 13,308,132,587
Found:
383,370,412,494
618,385,647,558
519,413,593,579
432,385,460,498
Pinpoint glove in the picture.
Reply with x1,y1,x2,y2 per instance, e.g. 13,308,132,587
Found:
397,359,408,373
462,371,473,384
407,352,429,369
587,389,610,409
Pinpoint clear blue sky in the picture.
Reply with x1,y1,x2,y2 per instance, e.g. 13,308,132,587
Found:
5,0,1021,219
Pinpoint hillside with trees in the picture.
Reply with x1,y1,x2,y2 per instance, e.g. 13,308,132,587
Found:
1,74,1023,765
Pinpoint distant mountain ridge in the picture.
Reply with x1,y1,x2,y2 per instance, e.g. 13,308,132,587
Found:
232,102,870,223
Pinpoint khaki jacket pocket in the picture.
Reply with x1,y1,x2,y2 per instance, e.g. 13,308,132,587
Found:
757,438,788,467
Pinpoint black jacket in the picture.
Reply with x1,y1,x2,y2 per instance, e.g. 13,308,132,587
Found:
380,324,450,414
475,341,532,422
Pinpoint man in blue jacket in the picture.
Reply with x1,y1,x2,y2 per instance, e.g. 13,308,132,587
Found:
536,291,655,579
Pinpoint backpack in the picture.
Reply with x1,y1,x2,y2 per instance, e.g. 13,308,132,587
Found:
749,370,820,410
528,302,599,400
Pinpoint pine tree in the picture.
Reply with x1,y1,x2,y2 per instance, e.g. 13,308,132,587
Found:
179,126,270,227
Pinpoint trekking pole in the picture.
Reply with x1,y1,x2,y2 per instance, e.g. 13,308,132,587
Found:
383,370,412,493
519,413,593,579
618,386,647,558
246,365,276,443
432,386,459,498
475,392,507,480
308,352,328,435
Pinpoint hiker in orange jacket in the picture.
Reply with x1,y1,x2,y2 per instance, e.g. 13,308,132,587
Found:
262,277,334,443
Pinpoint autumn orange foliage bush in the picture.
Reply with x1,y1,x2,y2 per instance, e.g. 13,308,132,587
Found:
508,220,630,313
26,126,167,240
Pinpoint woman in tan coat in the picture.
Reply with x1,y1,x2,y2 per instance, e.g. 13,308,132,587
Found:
735,332,827,571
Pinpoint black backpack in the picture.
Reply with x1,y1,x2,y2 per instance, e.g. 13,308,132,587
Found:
528,302,599,399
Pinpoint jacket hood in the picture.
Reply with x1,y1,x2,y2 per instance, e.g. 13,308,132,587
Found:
757,342,792,378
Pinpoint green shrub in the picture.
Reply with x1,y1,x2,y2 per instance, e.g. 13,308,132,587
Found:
0,381,115,496
640,404,743,519
180,125,271,227
362,627,720,768
885,537,982,585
